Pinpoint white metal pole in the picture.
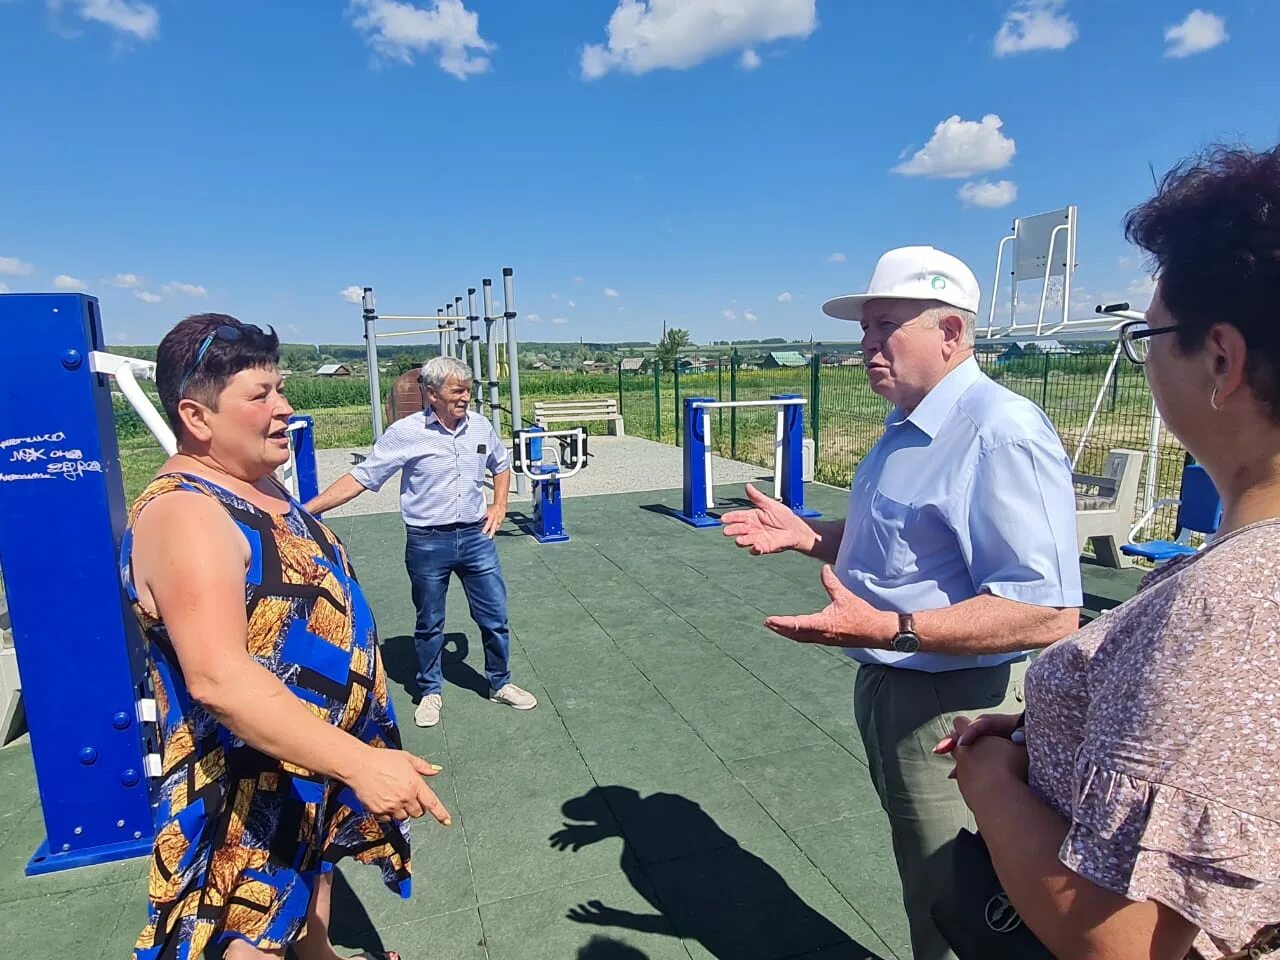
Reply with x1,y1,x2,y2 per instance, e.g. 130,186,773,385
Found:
362,287,383,439
503,267,527,496
773,406,784,500
1145,398,1163,515
482,279,502,440
706,407,716,512
467,287,482,410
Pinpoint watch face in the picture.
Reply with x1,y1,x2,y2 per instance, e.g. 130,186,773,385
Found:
893,632,920,654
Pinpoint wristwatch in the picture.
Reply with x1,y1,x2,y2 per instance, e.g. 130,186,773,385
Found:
892,613,920,654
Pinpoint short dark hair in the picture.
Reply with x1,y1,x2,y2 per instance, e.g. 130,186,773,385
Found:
1124,143,1280,415
156,314,280,431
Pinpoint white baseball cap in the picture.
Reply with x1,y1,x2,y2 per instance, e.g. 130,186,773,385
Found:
822,245,981,322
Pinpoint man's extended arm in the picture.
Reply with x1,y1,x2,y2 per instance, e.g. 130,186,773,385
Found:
304,473,368,516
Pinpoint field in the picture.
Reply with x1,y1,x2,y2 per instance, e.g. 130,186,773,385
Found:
112,355,1187,540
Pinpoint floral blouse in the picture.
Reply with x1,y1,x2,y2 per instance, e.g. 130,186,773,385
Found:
1025,519,1280,958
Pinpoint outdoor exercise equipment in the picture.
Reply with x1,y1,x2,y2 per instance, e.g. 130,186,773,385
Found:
675,394,819,528
0,292,318,875
510,426,589,543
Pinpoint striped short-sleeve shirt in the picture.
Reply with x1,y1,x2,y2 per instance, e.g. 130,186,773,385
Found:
350,409,511,527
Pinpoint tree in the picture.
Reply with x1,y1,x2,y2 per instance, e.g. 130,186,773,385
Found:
655,327,692,369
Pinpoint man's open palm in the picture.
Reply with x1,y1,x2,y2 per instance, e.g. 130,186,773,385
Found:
721,483,810,555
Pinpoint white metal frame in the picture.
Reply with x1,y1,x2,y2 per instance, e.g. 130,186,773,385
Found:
511,428,588,480
89,351,177,455
689,398,807,510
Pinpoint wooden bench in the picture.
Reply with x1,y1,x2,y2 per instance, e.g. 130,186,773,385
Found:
533,398,625,437
1074,448,1143,568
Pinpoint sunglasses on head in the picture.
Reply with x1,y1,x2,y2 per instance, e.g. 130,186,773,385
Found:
176,323,268,398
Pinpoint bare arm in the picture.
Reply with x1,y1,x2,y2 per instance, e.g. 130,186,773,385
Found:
766,571,1078,654
303,472,368,516
958,747,1198,960
914,594,1079,655
133,493,448,822
492,467,511,507
484,468,512,538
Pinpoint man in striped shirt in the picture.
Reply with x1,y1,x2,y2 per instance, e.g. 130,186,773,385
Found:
304,356,538,727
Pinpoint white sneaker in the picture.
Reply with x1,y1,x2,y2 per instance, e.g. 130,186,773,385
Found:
415,693,443,727
489,683,538,711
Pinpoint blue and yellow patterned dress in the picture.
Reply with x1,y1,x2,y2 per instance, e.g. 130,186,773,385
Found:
121,473,411,959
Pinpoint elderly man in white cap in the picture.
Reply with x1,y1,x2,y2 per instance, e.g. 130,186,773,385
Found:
722,246,1082,960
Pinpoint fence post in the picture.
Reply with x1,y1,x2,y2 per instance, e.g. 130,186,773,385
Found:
1110,362,1120,412
730,350,739,461
617,362,623,417
1040,351,1050,408
717,356,724,441
673,362,682,447
810,353,821,459
653,359,661,441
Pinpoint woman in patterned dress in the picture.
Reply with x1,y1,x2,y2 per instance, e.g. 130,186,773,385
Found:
938,145,1280,958
123,314,451,960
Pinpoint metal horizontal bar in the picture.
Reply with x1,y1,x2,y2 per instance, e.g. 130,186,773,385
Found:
376,314,456,323
376,328,449,338
691,399,806,410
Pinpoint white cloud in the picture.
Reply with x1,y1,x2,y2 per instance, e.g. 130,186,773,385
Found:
550,292,560,300
827,253,846,263
110,272,143,288
52,274,87,290
1128,274,1156,300
568,300,577,308
0,256,35,276
111,331,129,342
777,291,793,303
581,0,816,79
740,48,761,70
551,317,569,325
958,179,1018,208
0,283,9,294
722,309,737,320
526,312,542,322
133,290,162,303
572,275,585,285
50,1,161,41
604,287,620,298
893,114,1016,179
163,281,207,297
744,310,759,322
340,286,365,304
1164,10,1228,58
994,1,1078,57
348,0,494,79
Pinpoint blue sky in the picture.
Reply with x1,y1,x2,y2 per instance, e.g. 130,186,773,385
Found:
2,0,1277,347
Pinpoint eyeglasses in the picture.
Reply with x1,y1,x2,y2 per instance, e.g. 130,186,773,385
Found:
176,323,265,397
1119,319,1178,365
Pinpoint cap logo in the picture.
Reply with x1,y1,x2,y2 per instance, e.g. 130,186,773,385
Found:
930,276,947,290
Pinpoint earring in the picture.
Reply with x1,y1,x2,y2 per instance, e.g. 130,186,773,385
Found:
1209,387,1221,411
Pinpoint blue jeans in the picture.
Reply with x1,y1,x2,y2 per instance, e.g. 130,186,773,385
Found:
404,522,512,697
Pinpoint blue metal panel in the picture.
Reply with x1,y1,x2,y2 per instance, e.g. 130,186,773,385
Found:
773,394,821,519
287,414,319,505
531,474,569,543
675,396,719,527
0,293,154,875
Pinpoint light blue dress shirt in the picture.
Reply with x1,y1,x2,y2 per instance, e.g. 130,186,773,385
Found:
835,356,1083,673
351,409,511,527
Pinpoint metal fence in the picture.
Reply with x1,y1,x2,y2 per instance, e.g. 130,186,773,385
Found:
611,350,1187,539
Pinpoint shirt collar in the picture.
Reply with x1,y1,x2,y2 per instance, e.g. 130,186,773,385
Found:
886,355,982,439
424,408,467,434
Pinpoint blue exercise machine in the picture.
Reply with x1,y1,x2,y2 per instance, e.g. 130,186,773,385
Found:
675,393,820,527
0,292,318,875
510,426,588,544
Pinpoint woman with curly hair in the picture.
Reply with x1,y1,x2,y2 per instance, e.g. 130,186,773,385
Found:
941,143,1280,959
